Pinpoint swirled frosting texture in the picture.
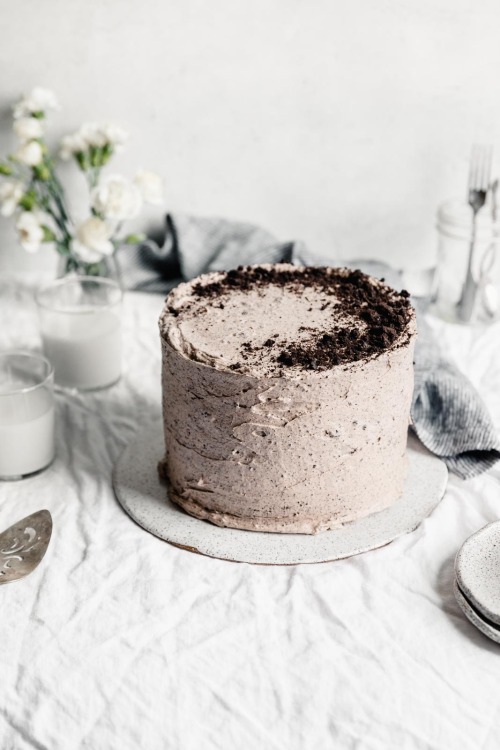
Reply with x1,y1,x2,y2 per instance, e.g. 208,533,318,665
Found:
159,264,416,534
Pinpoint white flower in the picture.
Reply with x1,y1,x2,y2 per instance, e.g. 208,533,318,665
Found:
100,123,128,150
80,122,128,150
59,132,87,160
13,87,59,119
0,180,24,217
60,122,129,162
134,170,164,205
73,217,114,262
60,125,102,161
13,117,44,142
79,122,108,148
16,211,48,253
91,175,142,220
14,140,44,167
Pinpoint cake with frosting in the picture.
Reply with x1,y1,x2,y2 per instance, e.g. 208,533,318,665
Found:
158,264,416,534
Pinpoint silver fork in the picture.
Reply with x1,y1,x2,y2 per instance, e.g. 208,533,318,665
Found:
457,144,493,322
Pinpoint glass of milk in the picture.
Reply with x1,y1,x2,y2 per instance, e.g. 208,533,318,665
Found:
0,352,55,480
36,277,123,391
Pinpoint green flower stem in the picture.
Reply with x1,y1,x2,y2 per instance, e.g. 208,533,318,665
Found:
43,181,71,242
86,167,100,191
56,241,71,256
45,158,71,225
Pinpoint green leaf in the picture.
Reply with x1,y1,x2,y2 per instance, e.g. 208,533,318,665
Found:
32,111,45,120
42,226,56,242
19,190,37,210
64,255,79,273
100,144,113,165
75,151,90,171
123,233,146,245
90,147,101,168
0,163,13,176
85,262,104,277
33,164,50,181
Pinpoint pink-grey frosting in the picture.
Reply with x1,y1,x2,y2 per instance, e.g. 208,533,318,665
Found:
158,264,417,534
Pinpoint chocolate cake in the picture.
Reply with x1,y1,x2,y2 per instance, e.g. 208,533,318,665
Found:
158,264,416,534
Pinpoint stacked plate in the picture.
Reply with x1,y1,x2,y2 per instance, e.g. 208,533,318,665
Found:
455,522,500,644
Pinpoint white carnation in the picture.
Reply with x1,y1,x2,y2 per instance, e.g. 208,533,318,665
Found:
134,170,164,205
13,117,44,142
60,122,129,161
80,122,128,150
101,123,128,150
79,122,108,148
0,180,24,217
60,133,87,160
91,175,142,220
73,217,114,262
16,210,48,253
13,87,59,119
14,140,44,166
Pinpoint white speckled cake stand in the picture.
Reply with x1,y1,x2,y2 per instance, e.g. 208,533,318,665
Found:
113,423,448,565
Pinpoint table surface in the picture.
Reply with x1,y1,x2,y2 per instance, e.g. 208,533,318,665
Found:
1,277,500,750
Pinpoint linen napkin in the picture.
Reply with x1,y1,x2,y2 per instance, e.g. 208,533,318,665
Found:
115,213,500,479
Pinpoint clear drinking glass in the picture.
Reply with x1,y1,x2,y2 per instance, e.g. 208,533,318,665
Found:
0,351,55,480
36,277,123,391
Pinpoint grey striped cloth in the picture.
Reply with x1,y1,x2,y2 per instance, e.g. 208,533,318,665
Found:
115,213,500,479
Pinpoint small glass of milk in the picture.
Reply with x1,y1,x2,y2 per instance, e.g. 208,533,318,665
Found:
36,277,123,391
0,352,55,480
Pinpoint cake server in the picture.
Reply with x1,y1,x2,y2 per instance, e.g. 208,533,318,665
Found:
0,510,52,585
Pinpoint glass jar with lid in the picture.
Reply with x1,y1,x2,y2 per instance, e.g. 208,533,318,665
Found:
432,199,499,324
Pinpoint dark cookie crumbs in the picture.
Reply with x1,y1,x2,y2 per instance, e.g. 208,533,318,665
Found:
185,265,413,371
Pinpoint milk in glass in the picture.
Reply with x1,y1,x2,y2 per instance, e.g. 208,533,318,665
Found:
0,357,55,479
37,277,123,391
41,308,121,390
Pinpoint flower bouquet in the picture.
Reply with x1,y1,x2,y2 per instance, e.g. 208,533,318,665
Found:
0,87,164,276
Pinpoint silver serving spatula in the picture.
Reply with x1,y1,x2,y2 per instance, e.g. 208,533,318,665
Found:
0,510,52,585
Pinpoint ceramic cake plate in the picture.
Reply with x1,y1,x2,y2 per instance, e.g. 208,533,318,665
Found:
113,422,448,565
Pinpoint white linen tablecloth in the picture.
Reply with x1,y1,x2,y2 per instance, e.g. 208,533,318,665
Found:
1,277,500,750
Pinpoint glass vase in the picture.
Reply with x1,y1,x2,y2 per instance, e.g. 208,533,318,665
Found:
56,251,120,285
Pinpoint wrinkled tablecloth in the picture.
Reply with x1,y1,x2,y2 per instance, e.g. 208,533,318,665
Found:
1,277,500,750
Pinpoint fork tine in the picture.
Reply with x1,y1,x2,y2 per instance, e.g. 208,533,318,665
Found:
468,144,479,193
468,144,493,191
478,145,486,191
483,145,493,190
459,144,493,321
479,145,486,190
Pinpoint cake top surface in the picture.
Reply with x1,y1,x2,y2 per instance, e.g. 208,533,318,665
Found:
159,264,415,377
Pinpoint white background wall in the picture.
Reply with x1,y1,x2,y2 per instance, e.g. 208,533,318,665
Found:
1,0,500,275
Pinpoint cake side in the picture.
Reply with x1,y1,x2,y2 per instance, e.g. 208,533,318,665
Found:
159,336,415,533
158,264,416,534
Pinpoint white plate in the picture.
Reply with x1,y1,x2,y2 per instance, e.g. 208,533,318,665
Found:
454,579,500,645
455,521,500,626
113,423,448,565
